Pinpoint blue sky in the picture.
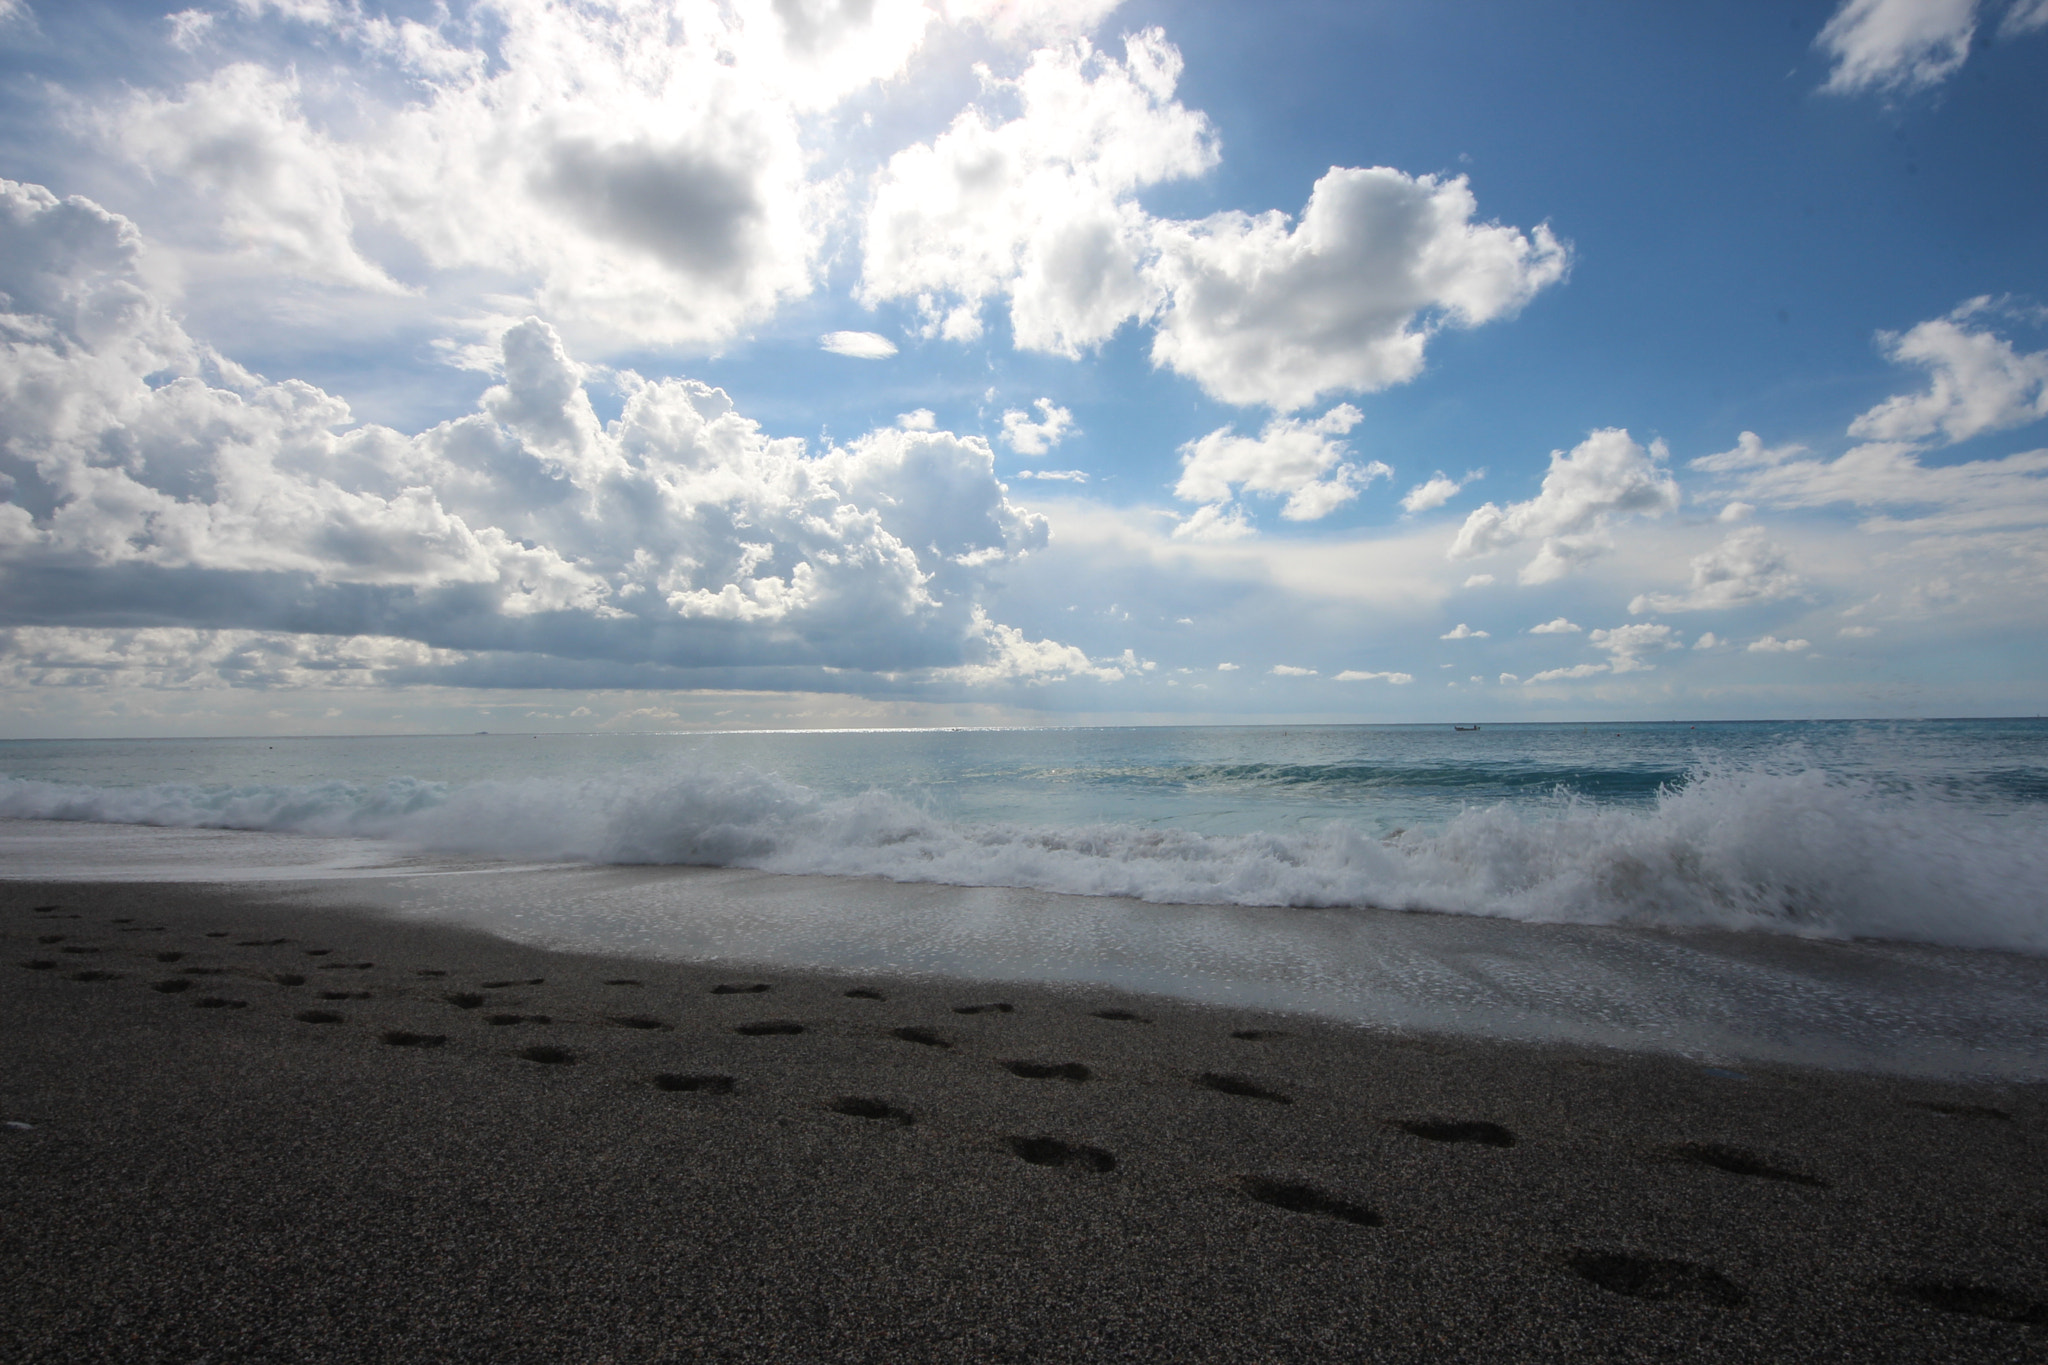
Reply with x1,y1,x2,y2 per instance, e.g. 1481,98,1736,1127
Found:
0,0,2044,735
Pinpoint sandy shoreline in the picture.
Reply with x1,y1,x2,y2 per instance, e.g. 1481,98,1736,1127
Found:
4,880,2045,1361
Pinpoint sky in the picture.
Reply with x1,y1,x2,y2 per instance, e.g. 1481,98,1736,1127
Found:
0,0,2044,736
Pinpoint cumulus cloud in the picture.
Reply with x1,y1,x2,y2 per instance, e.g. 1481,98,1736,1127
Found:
1589,622,1680,673
1461,573,1494,588
1000,398,1075,455
1334,668,1412,683
1450,428,1679,583
1148,168,1567,411
1693,632,1722,650
1817,0,1978,94
1524,662,1606,684
1846,302,2048,445
823,331,900,358
859,31,1564,409
0,626,457,691
1628,527,1802,614
93,0,999,353
1839,624,1880,638
0,180,1093,691
859,29,1217,349
1440,623,1488,639
1269,664,1317,676
1170,501,1254,542
1400,470,1481,514
1174,404,1388,526
1748,635,1811,653
1528,617,1580,634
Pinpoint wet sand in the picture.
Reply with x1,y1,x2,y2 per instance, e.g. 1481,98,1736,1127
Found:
3,879,2045,1362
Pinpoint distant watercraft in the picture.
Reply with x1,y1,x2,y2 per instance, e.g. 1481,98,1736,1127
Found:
1454,724,1481,732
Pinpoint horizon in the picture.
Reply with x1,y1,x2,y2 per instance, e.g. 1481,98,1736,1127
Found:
1,1,2045,737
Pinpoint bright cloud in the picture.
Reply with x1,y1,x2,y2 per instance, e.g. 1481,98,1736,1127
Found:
823,331,900,358
1400,470,1480,514
1335,669,1413,683
859,29,1217,349
1440,623,1489,639
1846,302,2048,445
1269,664,1317,676
1589,622,1680,673
860,31,1564,409
1817,0,1978,94
1001,398,1075,455
0,180,1093,690
1628,527,1801,614
1528,617,1580,634
1174,405,1389,525
1450,428,1679,584
1524,662,1606,684
1748,635,1812,653
1689,430,2048,536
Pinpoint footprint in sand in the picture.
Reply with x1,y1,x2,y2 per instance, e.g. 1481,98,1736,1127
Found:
381,1032,447,1049
1196,1073,1292,1104
892,1026,951,1049
1241,1177,1378,1226
445,992,487,1009
1003,1060,1091,1082
734,1020,804,1036
485,1013,552,1026
1565,1250,1745,1308
151,979,193,994
1893,1280,2048,1326
68,970,122,982
1231,1029,1287,1041
295,1010,345,1024
1006,1136,1116,1173
652,1074,735,1094
481,978,544,988
1091,1009,1149,1023
519,1045,576,1065
711,982,771,995
192,997,247,1009
827,1097,915,1126
953,1002,1014,1015
1397,1118,1517,1148
604,1015,671,1030
844,988,886,1001
1661,1141,1825,1187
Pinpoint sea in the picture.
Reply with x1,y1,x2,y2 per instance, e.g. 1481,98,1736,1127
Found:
5,719,2047,1077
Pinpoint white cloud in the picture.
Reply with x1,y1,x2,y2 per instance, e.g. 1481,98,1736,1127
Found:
822,331,900,359
1269,664,1317,676
1216,661,1239,671
95,0,996,354
1589,622,1680,673
1748,635,1811,653
1846,302,2048,445
1440,622,1489,639
1450,428,1679,583
942,0,1127,44
1013,469,1088,482
1334,669,1412,683
1147,167,1567,411
1528,617,1581,634
859,29,1217,351
1461,573,1495,588
1718,501,1755,522
0,180,1086,690
1628,527,1801,613
898,409,936,430
1818,0,1978,94
2005,0,2048,35
1690,431,2048,536
1497,672,1518,684
0,626,457,691
1524,662,1606,684
932,606,1131,684
1839,624,1880,638
859,32,1563,410
1170,501,1255,542
1693,632,1722,650
1175,405,1389,525
1400,470,1481,514
1001,398,1075,455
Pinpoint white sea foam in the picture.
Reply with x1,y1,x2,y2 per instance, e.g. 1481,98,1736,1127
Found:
2,759,2044,954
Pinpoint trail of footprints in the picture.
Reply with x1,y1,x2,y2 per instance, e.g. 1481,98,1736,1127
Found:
12,899,2048,1333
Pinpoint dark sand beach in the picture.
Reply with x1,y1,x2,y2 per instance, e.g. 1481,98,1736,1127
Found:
4,880,2046,1362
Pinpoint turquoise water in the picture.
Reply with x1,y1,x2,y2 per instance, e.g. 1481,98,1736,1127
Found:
3,719,2046,953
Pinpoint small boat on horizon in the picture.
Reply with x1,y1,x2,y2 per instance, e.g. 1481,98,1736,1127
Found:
1454,724,1481,732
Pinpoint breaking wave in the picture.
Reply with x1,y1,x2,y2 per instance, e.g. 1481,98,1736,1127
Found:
3,758,2044,954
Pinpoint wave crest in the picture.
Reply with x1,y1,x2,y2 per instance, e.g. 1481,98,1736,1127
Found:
3,758,2042,954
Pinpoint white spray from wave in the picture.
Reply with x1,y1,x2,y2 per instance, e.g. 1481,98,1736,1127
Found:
2,759,2044,954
